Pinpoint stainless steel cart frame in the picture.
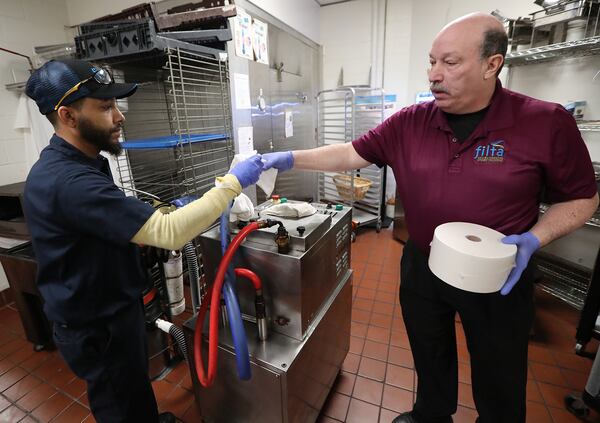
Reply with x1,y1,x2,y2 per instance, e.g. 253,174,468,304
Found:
316,87,387,234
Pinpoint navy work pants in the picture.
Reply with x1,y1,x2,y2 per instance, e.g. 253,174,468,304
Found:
53,302,159,423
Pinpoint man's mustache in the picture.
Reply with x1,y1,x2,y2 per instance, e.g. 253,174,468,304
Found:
430,84,449,94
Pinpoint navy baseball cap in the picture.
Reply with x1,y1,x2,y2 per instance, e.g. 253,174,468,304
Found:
26,59,137,115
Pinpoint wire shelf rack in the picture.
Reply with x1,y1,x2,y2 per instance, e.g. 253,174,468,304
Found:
113,47,233,204
577,119,600,131
533,252,593,310
317,87,390,232
505,35,600,66
540,203,600,228
505,1,600,66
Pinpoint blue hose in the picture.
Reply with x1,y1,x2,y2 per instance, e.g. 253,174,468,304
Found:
220,208,251,380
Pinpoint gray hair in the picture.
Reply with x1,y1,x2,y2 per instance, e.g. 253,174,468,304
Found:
481,28,508,76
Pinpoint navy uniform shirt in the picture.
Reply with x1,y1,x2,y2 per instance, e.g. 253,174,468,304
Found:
353,80,597,254
24,135,155,326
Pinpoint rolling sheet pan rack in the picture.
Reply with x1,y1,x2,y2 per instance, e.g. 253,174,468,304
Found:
317,87,390,234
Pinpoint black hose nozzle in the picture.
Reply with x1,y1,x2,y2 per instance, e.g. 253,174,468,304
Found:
255,294,266,319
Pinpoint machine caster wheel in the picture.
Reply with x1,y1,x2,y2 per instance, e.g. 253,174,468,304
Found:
565,393,590,418
376,221,381,233
351,232,356,243
575,343,585,355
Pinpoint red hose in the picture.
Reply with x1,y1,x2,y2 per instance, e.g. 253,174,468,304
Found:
193,222,260,387
234,268,262,291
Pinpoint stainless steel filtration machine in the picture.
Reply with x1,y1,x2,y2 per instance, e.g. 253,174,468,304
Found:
184,200,353,422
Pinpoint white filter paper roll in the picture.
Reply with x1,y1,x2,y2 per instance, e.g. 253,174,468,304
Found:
428,222,517,293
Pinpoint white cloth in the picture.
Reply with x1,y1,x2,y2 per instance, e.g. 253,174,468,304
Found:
14,94,54,172
260,202,316,218
229,193,255,222
230,150,278,197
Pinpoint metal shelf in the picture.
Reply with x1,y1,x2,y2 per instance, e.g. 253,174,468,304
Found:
533,252,593,310
540,203,600,228
114,47,233,203
577,120,600,131
505,36,600,66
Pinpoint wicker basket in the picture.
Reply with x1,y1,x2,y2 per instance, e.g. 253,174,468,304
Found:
333,174,372,201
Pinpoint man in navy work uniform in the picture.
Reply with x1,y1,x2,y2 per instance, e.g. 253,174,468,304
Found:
262,12,599,423
23,59,264,423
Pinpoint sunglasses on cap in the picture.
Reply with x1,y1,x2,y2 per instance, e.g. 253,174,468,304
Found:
53,67,113,111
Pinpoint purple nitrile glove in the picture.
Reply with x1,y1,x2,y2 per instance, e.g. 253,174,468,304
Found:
500,231,541,295
229,155,263,189
261,151,294,172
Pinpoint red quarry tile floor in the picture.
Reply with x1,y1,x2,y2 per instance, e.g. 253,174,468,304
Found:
0,225,598,422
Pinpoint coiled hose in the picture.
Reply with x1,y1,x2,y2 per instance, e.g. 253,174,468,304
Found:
219,211,251,380
155,318,188,362
182,242,201,313
194,221,260,387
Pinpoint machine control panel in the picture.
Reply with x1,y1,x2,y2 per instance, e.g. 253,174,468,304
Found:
232,200,351,253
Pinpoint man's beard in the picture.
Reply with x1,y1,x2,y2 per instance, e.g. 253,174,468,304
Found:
78,116,123,156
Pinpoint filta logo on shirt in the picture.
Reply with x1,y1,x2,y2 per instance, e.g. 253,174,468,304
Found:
473,140,505,163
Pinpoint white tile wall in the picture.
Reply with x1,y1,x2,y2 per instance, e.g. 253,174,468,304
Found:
0,0,70,290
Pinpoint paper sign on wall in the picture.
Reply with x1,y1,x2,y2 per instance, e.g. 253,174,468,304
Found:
233,73,251,110
237,126,254,154
252,18,269,65
233,9,253,60
285,110,293,138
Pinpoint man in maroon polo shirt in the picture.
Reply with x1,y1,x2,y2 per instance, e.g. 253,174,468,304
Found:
262,11,599,423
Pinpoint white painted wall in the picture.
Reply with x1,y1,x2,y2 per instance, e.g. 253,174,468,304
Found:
319,0,583,103
0,0,71,186
248,0,320,43
318,0,600,206
319,0,600,174
0,0,71,290
65,0,145,26
320,0,374,89
399,0,539,106
507,55,600,161
382,0,412,105
407,0,600,162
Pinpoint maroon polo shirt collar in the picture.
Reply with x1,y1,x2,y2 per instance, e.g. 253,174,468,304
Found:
429,80,515,138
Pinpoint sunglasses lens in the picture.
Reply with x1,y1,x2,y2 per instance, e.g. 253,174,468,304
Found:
93,69,112,84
